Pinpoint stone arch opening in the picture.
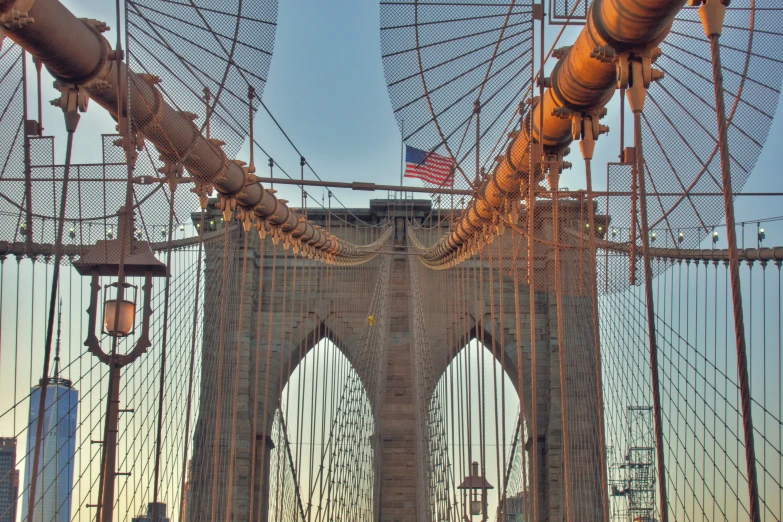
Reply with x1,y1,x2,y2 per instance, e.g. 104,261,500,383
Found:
267,336,376,520
276,319,375,403
429,338,526,520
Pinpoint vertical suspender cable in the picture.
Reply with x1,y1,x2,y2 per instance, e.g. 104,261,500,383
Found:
528,3,544,516
527,120,539,522
209,222,232,522
477,246,487,521
496,237,508,516
306,261,320,512
510,230,529,521
248,237,266,522
582,138,610,522
225,230,251,522
151,187,176,521
22,51,33,249
400,119,405,189
178,209,206,522
27,113,78,522
257,241,278,522
700,2,761,518
551,166,572,522
633,109,669,522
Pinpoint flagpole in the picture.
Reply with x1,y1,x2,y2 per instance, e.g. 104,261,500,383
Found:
399,119,404,199
450,164,455,228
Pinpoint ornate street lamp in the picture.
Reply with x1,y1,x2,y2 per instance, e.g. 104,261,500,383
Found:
458,461,494,519
74,208,167,522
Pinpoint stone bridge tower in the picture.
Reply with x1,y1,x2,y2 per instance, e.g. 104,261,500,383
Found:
187,199,607,522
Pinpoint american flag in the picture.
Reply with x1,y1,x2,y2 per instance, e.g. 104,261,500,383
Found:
404,145,454,187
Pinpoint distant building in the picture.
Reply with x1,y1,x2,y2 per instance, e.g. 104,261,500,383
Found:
21,306,78,522
182,460,191,522
132,502,171,522
20,379,78,522
0,438,19,522
497,491,525,521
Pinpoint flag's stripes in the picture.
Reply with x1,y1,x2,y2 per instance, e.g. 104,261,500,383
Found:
405,163,452,179
405,168,453,185
404,145,454,186
405,168,452,186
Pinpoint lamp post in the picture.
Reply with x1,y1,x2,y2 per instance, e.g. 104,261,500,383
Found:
75,210,167,522
458,461,493,520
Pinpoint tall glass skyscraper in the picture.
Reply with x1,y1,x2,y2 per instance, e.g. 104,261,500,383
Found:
21,378,78,522
0,437,19,522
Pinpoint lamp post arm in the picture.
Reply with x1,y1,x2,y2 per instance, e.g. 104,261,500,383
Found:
85,272,110,365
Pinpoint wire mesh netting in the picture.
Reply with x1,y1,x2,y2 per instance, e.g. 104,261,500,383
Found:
639,1,783,246
127,0,278,160
548,0,590,24
381,0,534,196
2,0,783,521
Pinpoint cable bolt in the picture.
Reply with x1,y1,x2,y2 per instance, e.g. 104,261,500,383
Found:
51,82,89,113
614,48,665,113
543,150,569,177
232,159,257,186
551,106,574,120
1,9,33,29
79,18,109,33
179,111,199,122
590,45,616,64
552,46,571,60
90,79,111,94
107,49,124,62
138,73,162,85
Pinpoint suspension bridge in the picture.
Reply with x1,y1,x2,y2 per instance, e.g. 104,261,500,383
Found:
0,0,781,521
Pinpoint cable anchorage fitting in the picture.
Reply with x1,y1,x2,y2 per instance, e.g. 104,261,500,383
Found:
594,47,665,113
689,0,728,37
110,131,144,167
236,206,255,233
51,82,89,115
216,193,237,223
191,182,214,210
254,218,270,241
563,108,610,161
158,157,185,192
